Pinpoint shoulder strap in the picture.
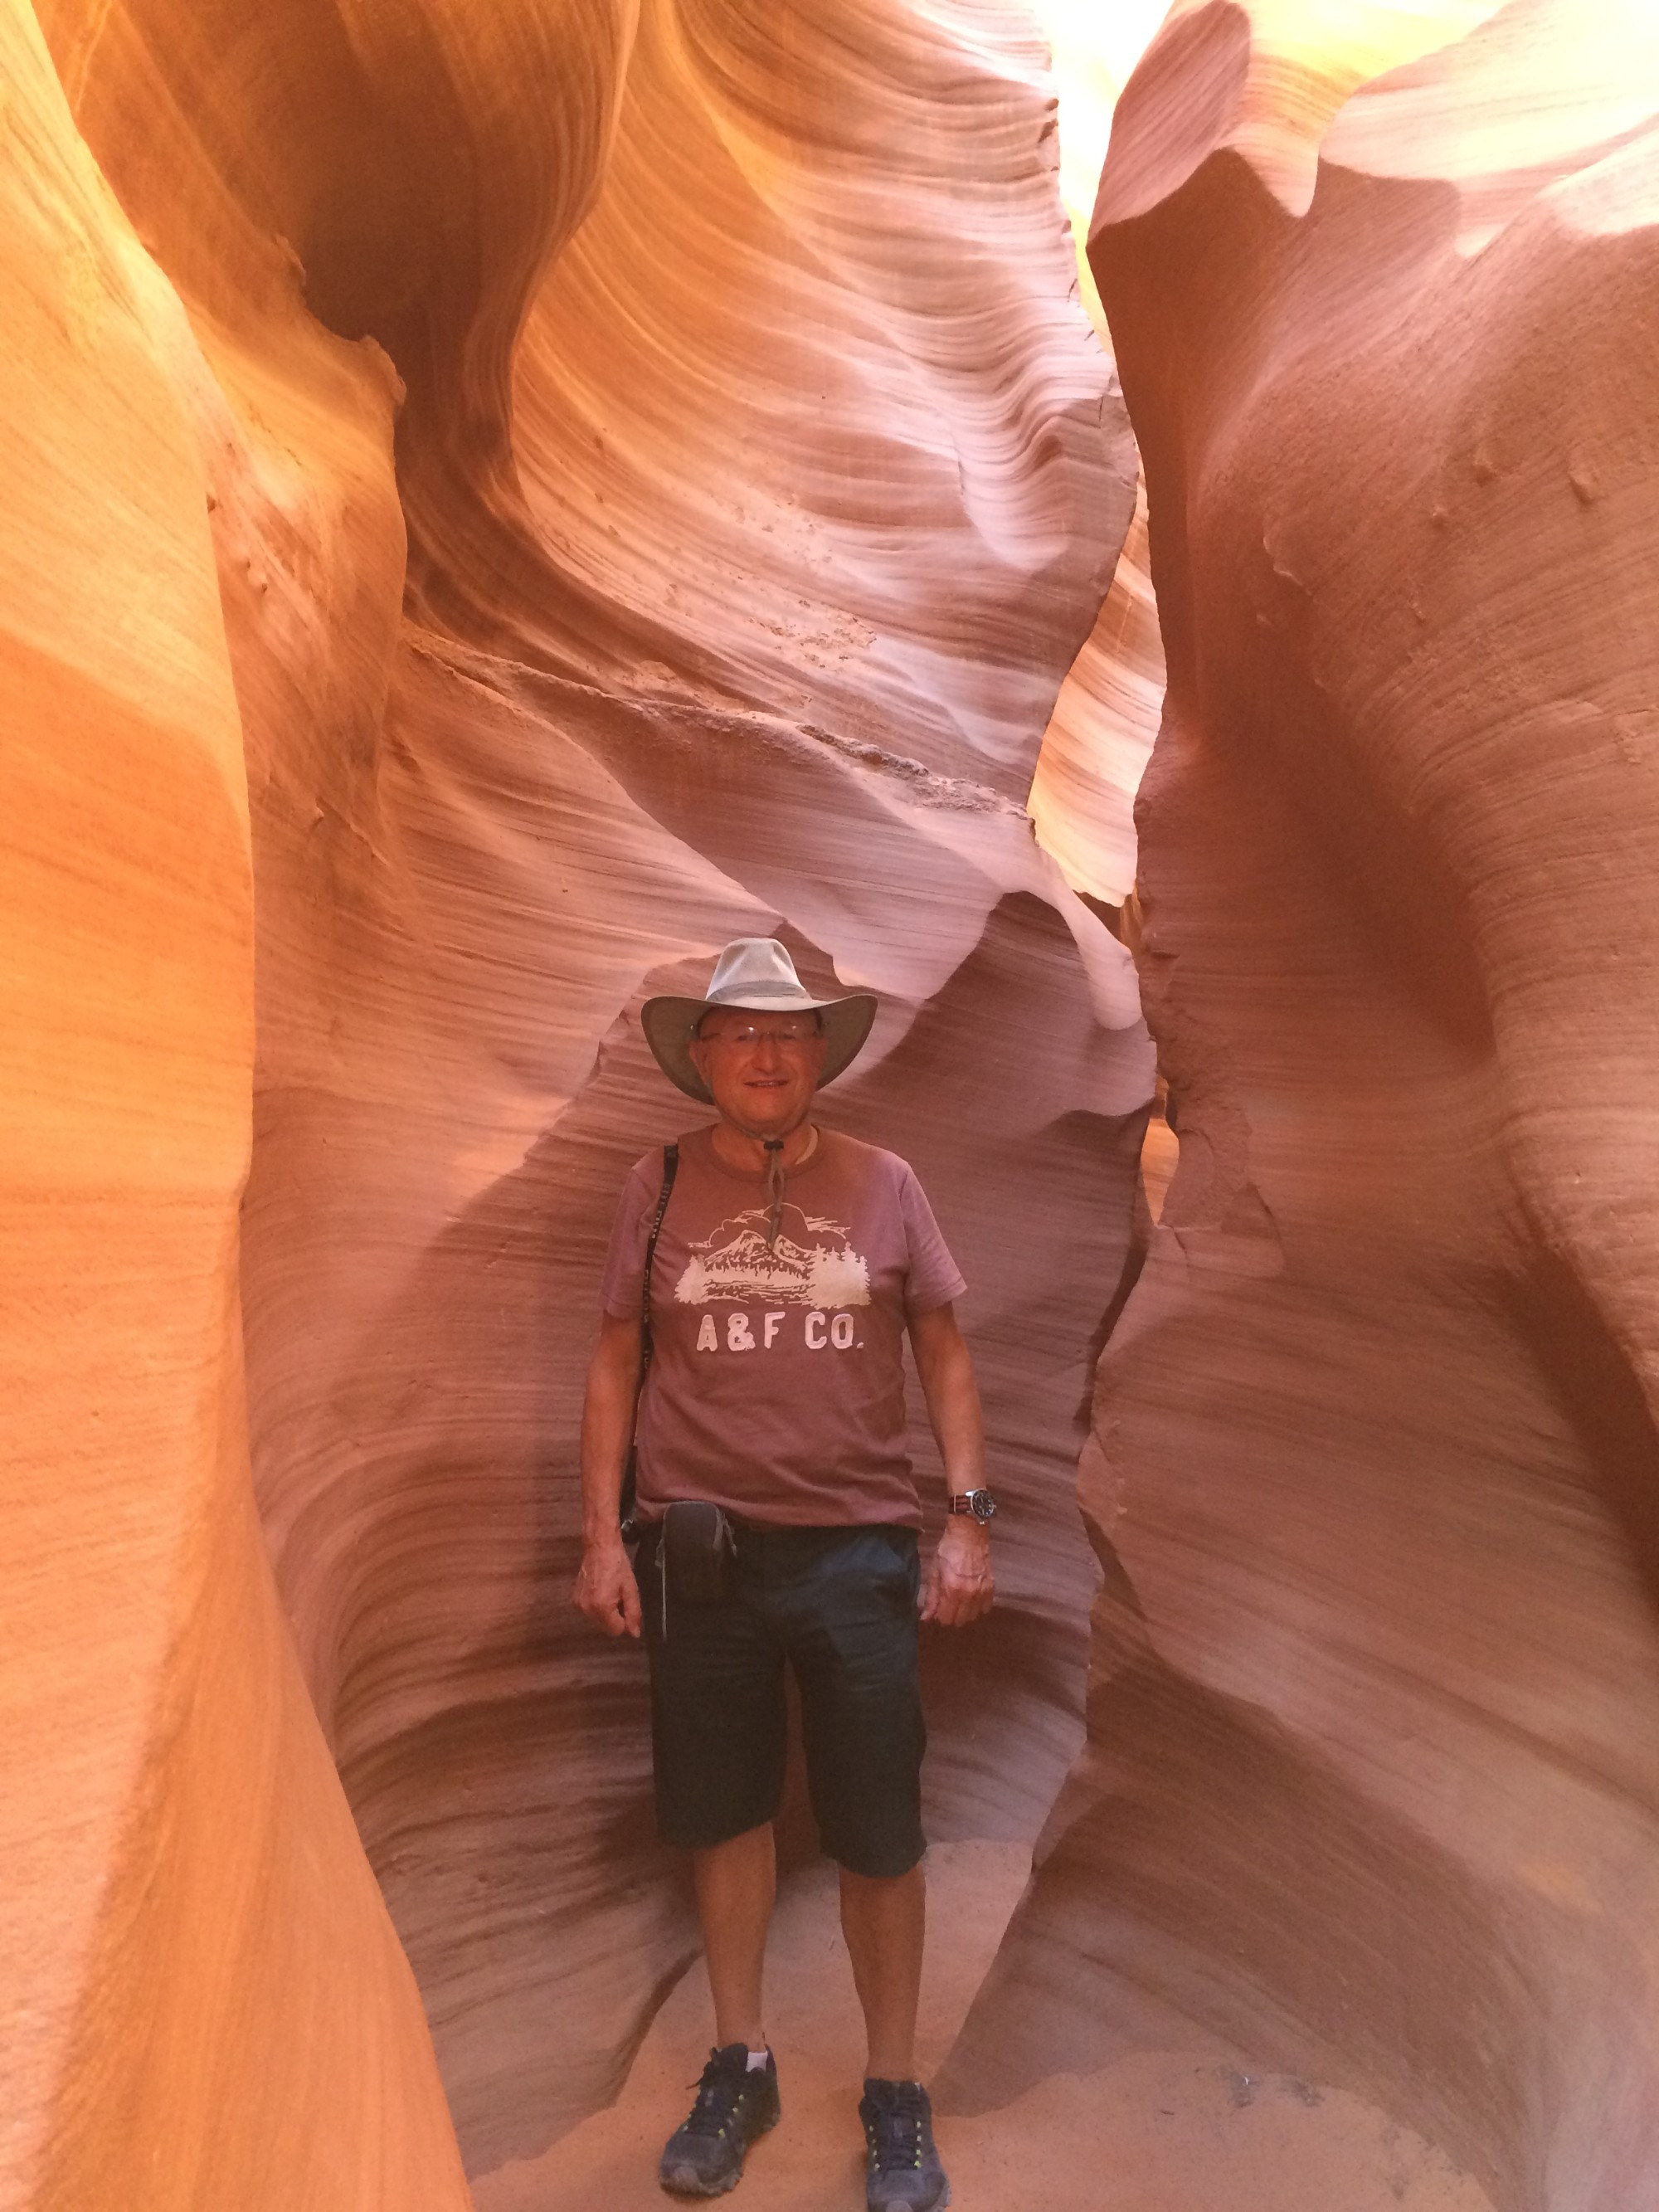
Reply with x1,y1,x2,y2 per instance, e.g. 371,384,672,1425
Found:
638,1141,680,1379
620,1143,679,1539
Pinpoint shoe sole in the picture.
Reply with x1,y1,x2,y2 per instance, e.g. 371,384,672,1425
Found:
659,2110,780,2198
660,2169,742,2200
866,2179,951,2212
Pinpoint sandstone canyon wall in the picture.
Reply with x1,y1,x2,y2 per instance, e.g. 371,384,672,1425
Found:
6,0,1151,2200
23,0,1659,2204
0,6,472,2209
945,7,1659,2212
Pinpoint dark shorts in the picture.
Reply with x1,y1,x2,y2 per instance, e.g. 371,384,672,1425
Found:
638,1522,926,1879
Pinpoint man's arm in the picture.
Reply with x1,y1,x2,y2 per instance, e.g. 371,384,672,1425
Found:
907,1301,994,1628
573,1310,645,1638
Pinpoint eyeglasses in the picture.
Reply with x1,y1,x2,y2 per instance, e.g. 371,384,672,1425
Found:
697,1021,823,1051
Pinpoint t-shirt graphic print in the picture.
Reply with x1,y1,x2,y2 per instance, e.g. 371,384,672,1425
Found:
601,1126,965,1527
676,1202,871,1335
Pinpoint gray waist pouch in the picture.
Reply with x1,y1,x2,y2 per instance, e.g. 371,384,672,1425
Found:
661,1499,737,1605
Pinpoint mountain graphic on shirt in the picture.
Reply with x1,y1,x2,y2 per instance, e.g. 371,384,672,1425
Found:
674,1203,871,1309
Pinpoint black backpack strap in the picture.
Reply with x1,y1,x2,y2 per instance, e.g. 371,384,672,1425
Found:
620,1142,679,1534
639,1141,680,1375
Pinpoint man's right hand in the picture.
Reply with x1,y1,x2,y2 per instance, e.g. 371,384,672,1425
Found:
573,1539,642,1639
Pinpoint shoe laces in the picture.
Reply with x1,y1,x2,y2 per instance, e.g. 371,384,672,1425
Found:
683,2050,751,2139
865,2081,928,2171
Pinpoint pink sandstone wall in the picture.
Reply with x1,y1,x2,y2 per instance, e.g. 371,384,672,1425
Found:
945,7,1659,2210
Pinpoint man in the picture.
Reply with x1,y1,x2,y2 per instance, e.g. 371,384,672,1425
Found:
575,938,996,2210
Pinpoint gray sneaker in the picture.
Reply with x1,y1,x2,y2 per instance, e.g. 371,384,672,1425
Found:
659,2044,780,2197
859,2078,950,2210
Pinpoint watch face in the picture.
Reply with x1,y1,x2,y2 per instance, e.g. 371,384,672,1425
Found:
971,1490,997,1522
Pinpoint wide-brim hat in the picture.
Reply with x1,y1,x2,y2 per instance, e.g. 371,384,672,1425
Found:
642,938,878,1104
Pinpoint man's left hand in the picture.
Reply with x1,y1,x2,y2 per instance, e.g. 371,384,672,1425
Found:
921,1516,993,1627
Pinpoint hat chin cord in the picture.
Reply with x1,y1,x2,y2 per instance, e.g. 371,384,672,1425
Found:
710,1101,815,1247
753,1120,818,1249
762,1139,786,1250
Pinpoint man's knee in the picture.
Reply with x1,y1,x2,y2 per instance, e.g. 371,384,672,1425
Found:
838,1857,924,1895
692,1820,776,1873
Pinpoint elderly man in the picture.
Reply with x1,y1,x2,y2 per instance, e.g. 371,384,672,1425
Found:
575,938,995,2210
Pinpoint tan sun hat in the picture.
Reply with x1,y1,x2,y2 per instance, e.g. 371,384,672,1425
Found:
642,938,878,1104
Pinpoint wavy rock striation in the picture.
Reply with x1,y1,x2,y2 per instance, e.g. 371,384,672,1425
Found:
1029,473,1162,906
0,4,471,2209
946,7,1659,2210
10,0,1150,2195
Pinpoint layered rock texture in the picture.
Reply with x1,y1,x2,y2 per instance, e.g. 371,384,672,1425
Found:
946,7,1659,2212
0,6,469,2208
14,0,1659,2205
1029,475,1162,905
5,0,1151,2203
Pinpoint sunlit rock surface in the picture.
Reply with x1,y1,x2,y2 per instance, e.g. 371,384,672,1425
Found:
8,0,1150,2195
0,5,470,2209
946,6,1659,2210
1024,0,1170,919
1029,475,1162,906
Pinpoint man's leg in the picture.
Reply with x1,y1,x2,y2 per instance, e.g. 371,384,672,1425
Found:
640,1527,786,2196
786,1528,947,2209
660,1827,783,2200
839,1859,924,2079
693,1820,777,2049
784,1526,929,2073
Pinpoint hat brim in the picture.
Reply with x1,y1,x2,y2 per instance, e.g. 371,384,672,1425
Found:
640,990,878,1104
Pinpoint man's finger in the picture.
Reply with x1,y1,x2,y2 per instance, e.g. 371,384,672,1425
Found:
928,1566,994,1629
620,1571,642,1639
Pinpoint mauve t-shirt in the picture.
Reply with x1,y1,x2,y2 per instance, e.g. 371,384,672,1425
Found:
600,1125,966,1527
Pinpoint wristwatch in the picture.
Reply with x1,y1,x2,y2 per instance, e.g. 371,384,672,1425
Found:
946,1488,998,1523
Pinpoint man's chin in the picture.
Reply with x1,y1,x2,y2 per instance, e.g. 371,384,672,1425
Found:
726,1098,807,1138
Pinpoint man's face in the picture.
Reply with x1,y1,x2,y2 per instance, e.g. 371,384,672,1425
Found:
688,1006,828,1138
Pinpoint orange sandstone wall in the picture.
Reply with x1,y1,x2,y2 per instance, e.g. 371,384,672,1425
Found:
0,2,470,2208
947,7,1659,2210
17,0,1150,2189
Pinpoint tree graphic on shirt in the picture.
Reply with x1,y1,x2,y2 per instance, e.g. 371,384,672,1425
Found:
673,1206,871,1309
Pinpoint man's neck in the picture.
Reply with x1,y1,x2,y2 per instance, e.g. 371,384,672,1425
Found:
710,1118,818,1175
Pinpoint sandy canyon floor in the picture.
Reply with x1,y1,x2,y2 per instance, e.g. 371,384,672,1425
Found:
475,1841,1495,2212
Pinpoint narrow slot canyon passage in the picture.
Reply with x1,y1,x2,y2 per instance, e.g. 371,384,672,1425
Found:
474,1843,1491,2212
7,5,1659,2212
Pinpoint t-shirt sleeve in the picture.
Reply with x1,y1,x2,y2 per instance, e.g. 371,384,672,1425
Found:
898,1163,967,1315
599,1158,656,1321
